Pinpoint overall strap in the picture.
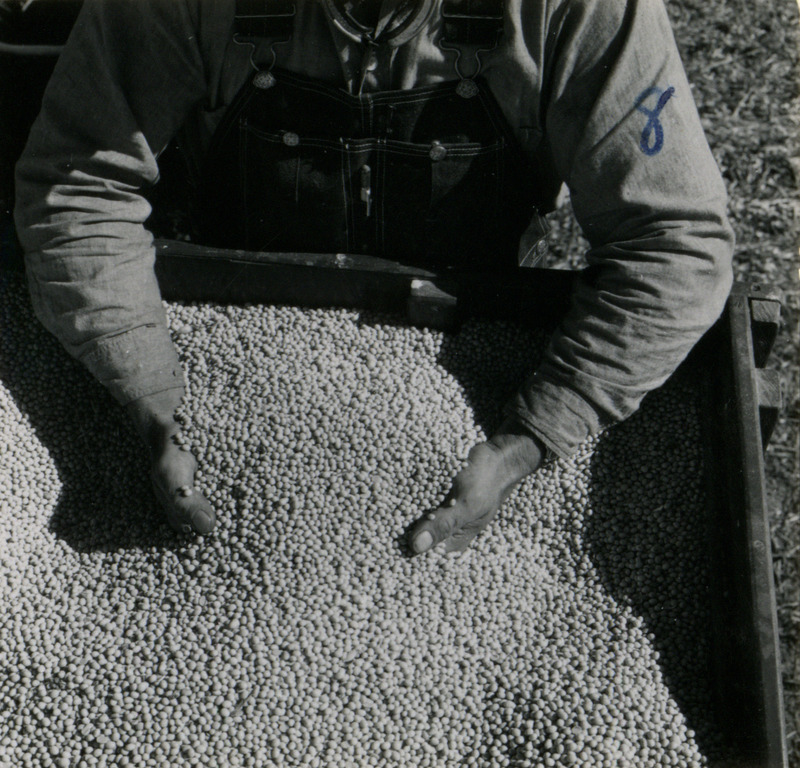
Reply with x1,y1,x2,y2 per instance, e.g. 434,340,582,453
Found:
233,0,296,42
232,1,505,50
441,0,504,47
440,0,505,81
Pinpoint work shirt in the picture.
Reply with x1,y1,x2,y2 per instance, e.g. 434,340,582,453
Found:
14,0,734,459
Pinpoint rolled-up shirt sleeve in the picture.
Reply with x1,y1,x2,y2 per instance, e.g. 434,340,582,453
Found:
506,0,734,458
14,0,213,404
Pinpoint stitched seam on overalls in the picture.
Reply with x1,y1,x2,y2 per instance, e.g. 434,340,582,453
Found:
477,89,504,137
383,143,501,158
293,152,301,205
281,72,479,111
243,124,381,153
272,74,454,110
208,82,259,161
275,67,463,105
340,139,351,252
476,83,524,158
344,143,354,252
242,126,503,158
242,124,347,149
370,93,446,108
378,139,385,251
240,120,249,246
277,77,360,107
370,87,462,105
494,138,503,251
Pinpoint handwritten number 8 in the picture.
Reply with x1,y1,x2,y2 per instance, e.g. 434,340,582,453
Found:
635,86,675,156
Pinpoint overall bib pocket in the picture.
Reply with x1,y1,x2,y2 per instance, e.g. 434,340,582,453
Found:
379,138,504,264
240,124,351,253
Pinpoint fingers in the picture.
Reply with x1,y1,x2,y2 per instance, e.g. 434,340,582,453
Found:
444,524,482,553
410,498,483,554
408,440,513,555
151,472,217,535
186,495,217,535
150,441,217,535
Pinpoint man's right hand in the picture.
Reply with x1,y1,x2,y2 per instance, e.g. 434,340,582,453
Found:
407,418,546,555
126,390,216,535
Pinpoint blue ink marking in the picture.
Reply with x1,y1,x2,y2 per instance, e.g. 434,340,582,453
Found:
635,86,675,156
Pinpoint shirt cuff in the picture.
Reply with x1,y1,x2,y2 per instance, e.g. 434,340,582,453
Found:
503,373,604,460
79,323,184,406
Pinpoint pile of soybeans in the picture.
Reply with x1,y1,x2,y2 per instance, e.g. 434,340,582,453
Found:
0,269,727,767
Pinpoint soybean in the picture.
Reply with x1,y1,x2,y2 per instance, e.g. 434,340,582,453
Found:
0,271,724,767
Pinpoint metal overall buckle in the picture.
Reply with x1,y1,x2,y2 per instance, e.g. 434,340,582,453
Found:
233,0,296,80
438,0,505,95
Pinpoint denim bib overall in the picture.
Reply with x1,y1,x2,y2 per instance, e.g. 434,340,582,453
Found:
197,1,550,270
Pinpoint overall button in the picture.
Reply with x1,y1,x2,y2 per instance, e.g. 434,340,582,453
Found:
253,71,276,90
282,131,300,147
429,142,447,161
456,79,479,99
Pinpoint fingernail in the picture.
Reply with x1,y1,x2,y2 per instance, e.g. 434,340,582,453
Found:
192,509,215,535
413,531,433,553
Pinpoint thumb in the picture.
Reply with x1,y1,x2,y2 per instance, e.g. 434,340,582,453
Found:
410,499,469,554
151,472,216,535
